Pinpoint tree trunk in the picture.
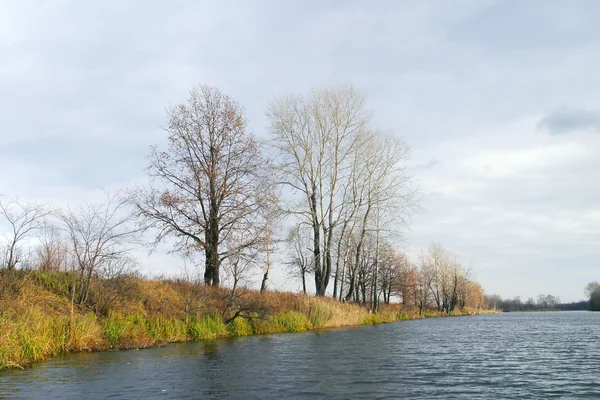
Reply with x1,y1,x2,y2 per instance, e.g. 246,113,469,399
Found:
332,258,339,299
7,240,17,270
302,271,307,294
345,206,371,301
322,223,334,297
311,189,323,296
338,257,346,301
260,242,271,293
204,212,220,286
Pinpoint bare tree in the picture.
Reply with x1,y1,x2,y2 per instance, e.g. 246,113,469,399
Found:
267,85,370,296
134,85,275,287
60,191,141,306
89,256,139,315
285,225,313,294
417,251,436,315
0,198,49,270
377,243,404,305
223,235,258,295
585,281,600,300
177,258,211,324
259,200,281,293
35,221,69,271
345,131,415,302
420,243,470,314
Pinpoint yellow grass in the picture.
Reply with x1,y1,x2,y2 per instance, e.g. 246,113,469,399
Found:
0,270,494,370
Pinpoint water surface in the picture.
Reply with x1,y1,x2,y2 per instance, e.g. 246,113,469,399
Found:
1,311,600,399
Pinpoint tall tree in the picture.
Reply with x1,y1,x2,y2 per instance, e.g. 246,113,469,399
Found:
267,85,370,296
345,131,415,301
134,85,274,287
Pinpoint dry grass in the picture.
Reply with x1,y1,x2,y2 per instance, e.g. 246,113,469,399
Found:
0,270,492,370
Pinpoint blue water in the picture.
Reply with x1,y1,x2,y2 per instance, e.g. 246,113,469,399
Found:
1,311,600,399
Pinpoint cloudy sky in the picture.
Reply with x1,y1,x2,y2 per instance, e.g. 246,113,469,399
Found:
1,0,599,301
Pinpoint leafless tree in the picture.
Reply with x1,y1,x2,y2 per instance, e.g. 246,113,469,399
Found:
377,243,404,305
285,225,313,294
259,199,281,293
89,256,139,315
417,251,436,315
60,190,141,306
267,85,370,296
345,131,415,301
223,235,258,295
585,281,600,300
420,243,470,314
35,221,69,271
133,85,276,287
0,198,49,270
176,258,211,324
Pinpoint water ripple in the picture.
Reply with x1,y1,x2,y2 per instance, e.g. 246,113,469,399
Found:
1,312,600,399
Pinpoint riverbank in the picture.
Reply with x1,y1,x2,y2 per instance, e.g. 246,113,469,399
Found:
0,270,496,370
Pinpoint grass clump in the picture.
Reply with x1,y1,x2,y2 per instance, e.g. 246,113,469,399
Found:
227,317,253,336
267,312,311,333
188,315,228,340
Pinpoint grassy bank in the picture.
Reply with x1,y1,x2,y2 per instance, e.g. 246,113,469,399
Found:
0,270,493,371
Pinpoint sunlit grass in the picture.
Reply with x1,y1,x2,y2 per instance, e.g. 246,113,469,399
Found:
188,315,228,340
0,271,495,370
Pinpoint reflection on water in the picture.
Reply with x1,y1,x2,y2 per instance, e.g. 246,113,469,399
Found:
1,312,600,399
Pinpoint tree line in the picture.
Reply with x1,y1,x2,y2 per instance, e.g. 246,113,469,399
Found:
0,84,490,314
484,294,563,312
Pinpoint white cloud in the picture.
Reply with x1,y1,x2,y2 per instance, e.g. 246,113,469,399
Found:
1,0,599,301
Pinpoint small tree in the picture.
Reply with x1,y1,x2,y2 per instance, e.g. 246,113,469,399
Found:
285,226,313,294
585,281,600,300
0,198,49,270
60,191,141,306
590,288,600,311
35,221,69,271
223,235,258,295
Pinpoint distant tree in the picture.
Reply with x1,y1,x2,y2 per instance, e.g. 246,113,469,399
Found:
259,204,281,294
485,294,502,310
397,261,419,306
590,288,600,312
35,221,69,271
285,226,312,294
133,85,276,287
0,198,49,270
60,191,140,306
585,281,600,300
222,235,258,295
459,280,485,310
525,297,536,310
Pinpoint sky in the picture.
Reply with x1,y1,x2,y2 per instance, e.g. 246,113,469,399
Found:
1,0,599,302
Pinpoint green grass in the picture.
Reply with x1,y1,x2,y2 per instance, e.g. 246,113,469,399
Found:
226,317,253,336
188,315,228,340
0,270,495,371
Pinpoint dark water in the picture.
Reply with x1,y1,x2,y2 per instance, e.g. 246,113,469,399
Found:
1,311,600,399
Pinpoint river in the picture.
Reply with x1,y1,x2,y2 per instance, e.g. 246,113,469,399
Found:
1,311,599,399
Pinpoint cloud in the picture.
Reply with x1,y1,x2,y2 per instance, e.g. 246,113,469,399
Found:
537,107,600,134
451,0,600,51
1,0,600,301
416,158,440,170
